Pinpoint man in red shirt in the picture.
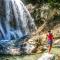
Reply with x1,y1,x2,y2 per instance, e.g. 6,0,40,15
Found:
47,30,54,53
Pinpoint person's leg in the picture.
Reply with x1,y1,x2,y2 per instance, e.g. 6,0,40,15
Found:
48,45,52,53
48,40,52,53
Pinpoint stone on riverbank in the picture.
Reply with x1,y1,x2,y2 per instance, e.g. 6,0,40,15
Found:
38,53,55,60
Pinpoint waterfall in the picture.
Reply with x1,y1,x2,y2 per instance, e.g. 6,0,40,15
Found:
0,0,36,41
0,0,36,54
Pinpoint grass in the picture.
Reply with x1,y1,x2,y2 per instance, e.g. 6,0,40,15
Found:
51,48,60,55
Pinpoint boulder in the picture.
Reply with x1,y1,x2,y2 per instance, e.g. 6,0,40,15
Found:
9,48,21,55
23,35,46,54
38,53,55,60
24,43,36,54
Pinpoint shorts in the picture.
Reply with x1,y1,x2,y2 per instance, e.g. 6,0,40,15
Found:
48,40,53,46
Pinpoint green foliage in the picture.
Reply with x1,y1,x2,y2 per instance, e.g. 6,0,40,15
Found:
22,0,60,9
22,0,45,5
47,0,60,3
46,0,60,9
22,0,60,4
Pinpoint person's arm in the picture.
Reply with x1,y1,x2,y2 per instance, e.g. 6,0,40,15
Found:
52,34,54,40
46,34,48,40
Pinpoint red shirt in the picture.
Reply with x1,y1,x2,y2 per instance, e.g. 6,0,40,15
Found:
47,33,54,41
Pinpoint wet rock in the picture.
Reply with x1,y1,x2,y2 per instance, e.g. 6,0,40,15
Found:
26,4,36,13
0,40,22,55
40,4,50,20
24,43,36,54
38,53,55,60
23,35,46,54
9,48,21,55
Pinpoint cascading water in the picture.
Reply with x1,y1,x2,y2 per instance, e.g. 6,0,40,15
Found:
0,0,36,54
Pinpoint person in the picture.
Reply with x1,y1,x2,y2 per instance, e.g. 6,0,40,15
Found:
47,30,54,53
